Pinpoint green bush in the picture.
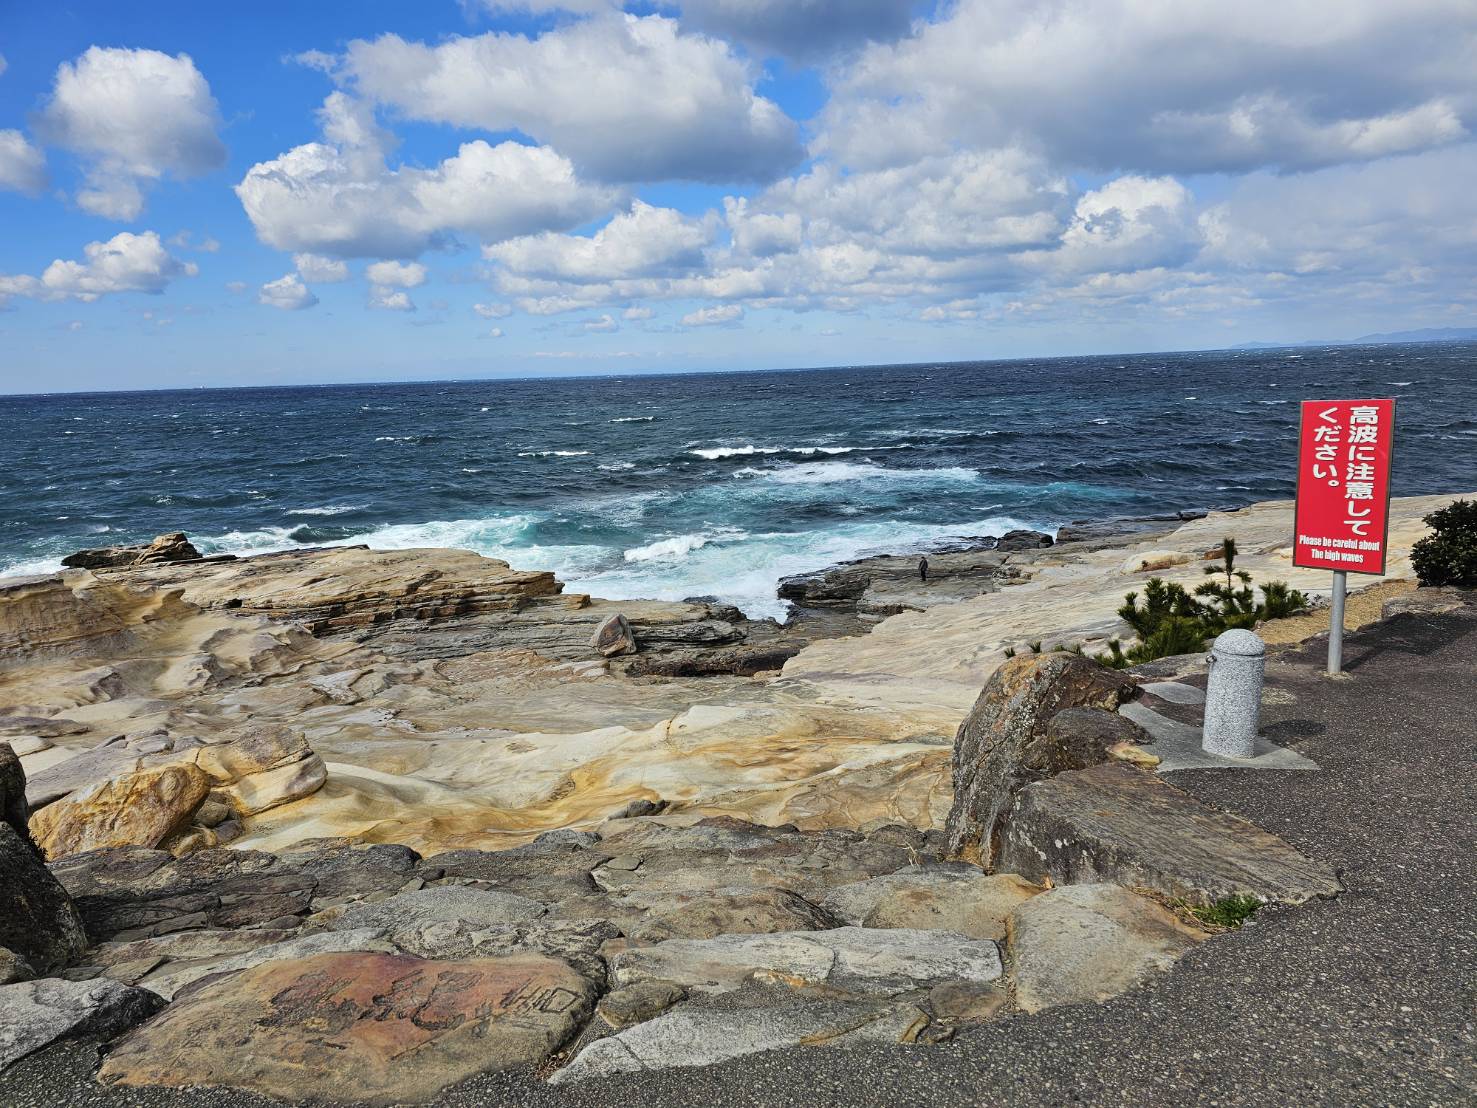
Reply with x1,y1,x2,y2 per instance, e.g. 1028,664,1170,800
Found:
1411,499,1477,587
1096,537,1308,668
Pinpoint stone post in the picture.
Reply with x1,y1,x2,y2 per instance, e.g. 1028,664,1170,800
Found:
1202,628,1265,759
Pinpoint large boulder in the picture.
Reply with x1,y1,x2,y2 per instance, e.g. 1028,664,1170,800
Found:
590,612,637,656
1,743,32,847
98,951,595,1105
29,762,211,859
612,926,1003,998
997,762,1343,908
0,977,164,1073
1006,883,1205,1013
945,653,1137,867
0,747,88,973
0,823,88,974
60,531,200,570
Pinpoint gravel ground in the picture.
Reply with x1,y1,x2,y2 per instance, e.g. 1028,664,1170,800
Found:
5,600,1474,1108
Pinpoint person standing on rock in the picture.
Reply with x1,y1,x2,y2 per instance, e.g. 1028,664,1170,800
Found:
919,556,929,583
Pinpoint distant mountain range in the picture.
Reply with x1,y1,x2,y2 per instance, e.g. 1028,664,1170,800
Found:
1232,326,1477,350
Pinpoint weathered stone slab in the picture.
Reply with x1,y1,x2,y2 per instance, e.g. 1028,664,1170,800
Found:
613,926,1002,997
137,927,397,1000
997,762,1342,907
945,653,1137,867
389,918,618,983
631,887,837,942
1007,883,1204,1013
98,951,595,1105
820,867,1040,940
0,977,163,1073
324,885,548,932
551,997,930,1083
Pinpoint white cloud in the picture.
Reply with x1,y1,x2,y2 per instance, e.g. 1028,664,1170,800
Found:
236,93,618,258
340,16,801,183
1044,175,1200,275
582,313,618,332
39,47,226,219
474,301,512,318
369,286,416,311
622,305,654,320
682,303,743,326
487,326,505,337
0,231,198,305
258,273,319,310
294,253,350,283
486,201,713,281
822,0,1477,175
0,130,46,195
365,260,427,288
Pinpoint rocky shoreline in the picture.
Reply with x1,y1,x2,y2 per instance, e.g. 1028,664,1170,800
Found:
0,492,1470,1102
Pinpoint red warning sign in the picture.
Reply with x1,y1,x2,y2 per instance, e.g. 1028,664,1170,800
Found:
1293,399,1396,575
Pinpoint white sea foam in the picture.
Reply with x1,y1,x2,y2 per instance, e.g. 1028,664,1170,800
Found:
746,461,980,487
286,505,366,517
598,462,637,471
610,416,656,423
623,533,713,562
517,450,592,458
690,444,905,460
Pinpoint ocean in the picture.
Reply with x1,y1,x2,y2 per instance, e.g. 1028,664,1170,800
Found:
4,343,1475,620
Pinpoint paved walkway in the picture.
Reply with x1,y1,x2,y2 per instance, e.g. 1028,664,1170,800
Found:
6,595,1475,1106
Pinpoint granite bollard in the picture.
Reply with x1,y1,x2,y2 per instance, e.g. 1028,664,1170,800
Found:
1201,629,1264,759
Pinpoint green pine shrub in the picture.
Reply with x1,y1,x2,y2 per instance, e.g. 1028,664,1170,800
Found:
1411,499,1477,587
1096,537,1309,668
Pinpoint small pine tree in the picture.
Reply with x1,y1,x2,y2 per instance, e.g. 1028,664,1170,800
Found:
1411,499,1477,587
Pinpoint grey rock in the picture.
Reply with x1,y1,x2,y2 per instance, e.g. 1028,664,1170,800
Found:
591,612,637,656
820,869,1040,940
324,885,548,933
387,917,618,982
945,653,1138,867
422,840,611,905
60,531,200,570
552,996,930,1083
0,949,33,986
0,824,87,973
533,828,602,848
0,744,33,849
1007,883,1205,1013
597,980,689,1030
631,887,839,942
0,977,164,1073
994,529,1054,551
613,926,1002,997
997,762,1342,907
610,797,667,820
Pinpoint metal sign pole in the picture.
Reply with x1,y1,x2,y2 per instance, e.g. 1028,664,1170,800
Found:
1327,570,1347,675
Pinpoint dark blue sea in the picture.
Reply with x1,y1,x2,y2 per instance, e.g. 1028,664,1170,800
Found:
4,343,1474,618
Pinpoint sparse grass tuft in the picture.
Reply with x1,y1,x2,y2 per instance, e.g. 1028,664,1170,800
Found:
1189,894,1262,929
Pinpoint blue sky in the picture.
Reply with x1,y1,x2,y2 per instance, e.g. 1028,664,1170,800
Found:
2,1,1476,393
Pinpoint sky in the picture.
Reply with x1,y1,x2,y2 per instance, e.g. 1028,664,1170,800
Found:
2,0,1476,393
